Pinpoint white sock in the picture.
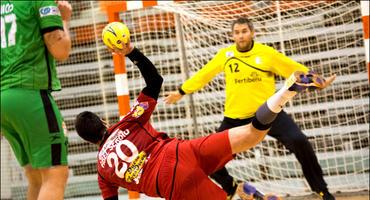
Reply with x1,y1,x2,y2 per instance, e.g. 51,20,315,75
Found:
267,86,297,113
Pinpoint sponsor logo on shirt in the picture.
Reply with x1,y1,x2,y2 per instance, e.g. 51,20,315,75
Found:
234,72,262,84
255,57,262,64
132,102,149,118
39,6,60,17
226,51,234,58
125,151,147,183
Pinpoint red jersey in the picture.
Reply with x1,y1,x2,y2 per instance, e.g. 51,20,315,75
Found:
97,92,172,199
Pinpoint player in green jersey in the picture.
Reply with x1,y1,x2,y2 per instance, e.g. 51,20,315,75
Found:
165,17,335,200
1,1,72,199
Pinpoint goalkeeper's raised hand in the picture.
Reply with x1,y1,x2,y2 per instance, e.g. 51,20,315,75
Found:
164,90,184,104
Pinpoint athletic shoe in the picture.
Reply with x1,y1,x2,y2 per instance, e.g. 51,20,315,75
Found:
236,182,282,200
317,190,336,200
285,71,336,92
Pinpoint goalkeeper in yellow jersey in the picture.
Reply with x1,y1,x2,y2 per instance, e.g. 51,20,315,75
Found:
165,17,335,200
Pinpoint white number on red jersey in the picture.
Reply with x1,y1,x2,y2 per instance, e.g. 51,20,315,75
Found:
106,140,139,178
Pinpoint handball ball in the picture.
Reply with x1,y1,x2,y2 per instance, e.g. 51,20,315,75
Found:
102,22,130,49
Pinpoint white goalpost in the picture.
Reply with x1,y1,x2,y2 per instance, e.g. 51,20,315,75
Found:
1,1,368,199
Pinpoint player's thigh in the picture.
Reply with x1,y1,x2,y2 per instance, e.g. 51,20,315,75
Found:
160,141,227,199
2,89,30,166
1,122,30,166
1,88,68,168
228,124,267,154
186,131,233,175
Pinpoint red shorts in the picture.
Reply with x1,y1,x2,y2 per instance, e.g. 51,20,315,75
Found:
156,130,233,200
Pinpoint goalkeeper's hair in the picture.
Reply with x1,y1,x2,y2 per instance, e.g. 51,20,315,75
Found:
75,111,106,144
231,17,254,31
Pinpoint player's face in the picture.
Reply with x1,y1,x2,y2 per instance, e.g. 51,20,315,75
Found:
232,23,255,52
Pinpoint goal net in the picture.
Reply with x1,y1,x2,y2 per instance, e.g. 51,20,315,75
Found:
1,1,368,199
154,0,369,195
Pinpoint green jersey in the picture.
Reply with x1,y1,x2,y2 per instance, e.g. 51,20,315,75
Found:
1,1,63,91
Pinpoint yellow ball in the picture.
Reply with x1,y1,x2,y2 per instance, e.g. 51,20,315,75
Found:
102,22,130,49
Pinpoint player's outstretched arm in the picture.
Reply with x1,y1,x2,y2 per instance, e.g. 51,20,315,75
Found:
110,42,164,100
126,46,163,100
43,0,72,61
228,71,336,154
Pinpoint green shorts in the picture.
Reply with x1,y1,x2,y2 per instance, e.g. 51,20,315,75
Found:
1,88,68,168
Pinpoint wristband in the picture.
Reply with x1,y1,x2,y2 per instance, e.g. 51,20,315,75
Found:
178,87,186,95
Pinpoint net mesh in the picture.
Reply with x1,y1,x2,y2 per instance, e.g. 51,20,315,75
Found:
155,0,369,195
1,1,368,199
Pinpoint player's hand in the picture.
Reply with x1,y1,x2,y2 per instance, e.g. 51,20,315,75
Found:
108,41,134,56
164,91,183,104
56,0,72,21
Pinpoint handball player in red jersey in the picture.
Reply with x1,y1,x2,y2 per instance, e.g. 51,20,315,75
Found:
74,42,335,200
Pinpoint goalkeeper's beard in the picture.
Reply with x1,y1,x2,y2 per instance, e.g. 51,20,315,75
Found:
236,40,253,52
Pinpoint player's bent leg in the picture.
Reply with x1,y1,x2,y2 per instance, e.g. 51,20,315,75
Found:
229,71,336,154
167,140,228,200
24,166,42,200
37,165,68,200
228,124,268,154
211,120,247,199
228,101,278,154
186,131,237,198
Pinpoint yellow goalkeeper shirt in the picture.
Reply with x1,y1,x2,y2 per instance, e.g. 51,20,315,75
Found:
181,42,309,119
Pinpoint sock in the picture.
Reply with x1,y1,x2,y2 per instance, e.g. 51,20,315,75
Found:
252,86,298,131
266,85,297,113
